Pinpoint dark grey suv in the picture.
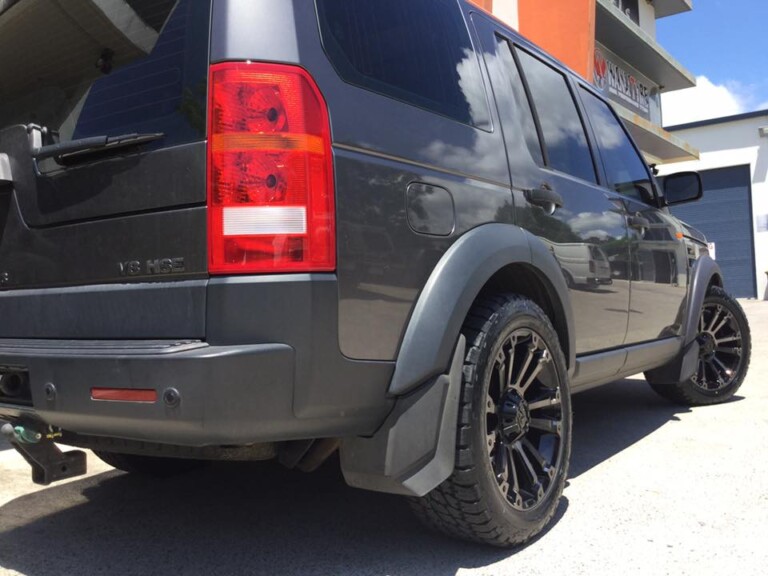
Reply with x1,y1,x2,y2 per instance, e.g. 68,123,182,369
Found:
0,0,751,547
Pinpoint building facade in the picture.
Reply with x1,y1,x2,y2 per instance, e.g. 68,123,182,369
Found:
659,112,768,300
471,0,698,165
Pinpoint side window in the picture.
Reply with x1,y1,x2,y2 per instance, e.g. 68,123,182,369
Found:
579,88,655,203
515,48,597,184
495,37,544,165
316,0,490,127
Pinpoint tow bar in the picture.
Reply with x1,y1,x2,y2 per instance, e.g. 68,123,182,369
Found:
1,423,87,485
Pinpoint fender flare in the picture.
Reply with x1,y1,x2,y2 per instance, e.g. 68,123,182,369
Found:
646,255,723,385
683,256,723,345
388,223,574,396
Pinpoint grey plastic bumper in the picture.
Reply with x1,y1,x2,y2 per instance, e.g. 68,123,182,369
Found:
0,339,303,446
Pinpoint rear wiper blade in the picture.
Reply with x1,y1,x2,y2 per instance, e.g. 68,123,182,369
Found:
32,132,165,162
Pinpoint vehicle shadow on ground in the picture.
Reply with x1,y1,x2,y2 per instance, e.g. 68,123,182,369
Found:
569,377,691,478
0,379,694,576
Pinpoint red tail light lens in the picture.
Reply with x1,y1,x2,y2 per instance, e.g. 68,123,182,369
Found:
207,62,335,274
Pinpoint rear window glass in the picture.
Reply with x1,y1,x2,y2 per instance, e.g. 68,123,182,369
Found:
516,48,597,184
0,0,210,149
316,0,490,128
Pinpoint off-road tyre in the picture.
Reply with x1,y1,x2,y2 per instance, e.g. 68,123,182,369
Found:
646,286,751,406
410,294,571,547
94,451,203,477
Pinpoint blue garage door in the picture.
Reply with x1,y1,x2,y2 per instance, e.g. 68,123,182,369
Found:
669,165,755,298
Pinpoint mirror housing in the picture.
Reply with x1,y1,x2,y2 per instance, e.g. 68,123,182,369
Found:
664,171,703,206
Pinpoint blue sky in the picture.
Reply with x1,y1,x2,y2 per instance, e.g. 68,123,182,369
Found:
656,0,768,125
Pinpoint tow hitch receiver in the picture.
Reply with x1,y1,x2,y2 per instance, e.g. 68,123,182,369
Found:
2,423,87,485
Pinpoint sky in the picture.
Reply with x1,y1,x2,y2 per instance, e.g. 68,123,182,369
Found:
656,0,768,126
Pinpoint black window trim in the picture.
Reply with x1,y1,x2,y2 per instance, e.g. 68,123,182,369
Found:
512,44,601,186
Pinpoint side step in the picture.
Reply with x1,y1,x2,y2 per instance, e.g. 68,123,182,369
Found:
2,423,87,485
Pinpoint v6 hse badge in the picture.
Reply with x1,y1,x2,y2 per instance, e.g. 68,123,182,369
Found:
119,257,186,277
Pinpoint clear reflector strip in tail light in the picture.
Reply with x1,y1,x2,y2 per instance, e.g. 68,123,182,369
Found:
207,62,335,274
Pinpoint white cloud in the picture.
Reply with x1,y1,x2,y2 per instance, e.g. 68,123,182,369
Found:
661,76,746,126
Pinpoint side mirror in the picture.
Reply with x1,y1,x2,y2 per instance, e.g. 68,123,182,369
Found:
664,171,703,206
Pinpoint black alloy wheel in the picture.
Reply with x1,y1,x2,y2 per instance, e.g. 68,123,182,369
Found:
411,294,571,547
486,328,563,511
692,299,746,393
647,286,751,406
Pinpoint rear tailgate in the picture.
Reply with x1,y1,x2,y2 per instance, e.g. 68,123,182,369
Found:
0,0,211,338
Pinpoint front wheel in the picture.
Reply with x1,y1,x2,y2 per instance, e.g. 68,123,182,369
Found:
410,294,571,547
646,286,751,406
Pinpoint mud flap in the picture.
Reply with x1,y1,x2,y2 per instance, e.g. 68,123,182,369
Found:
340,336,465,497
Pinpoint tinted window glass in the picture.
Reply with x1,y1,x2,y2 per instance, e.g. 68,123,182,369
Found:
496,37,543,165
515,49,596,183
316,0,489,127
0,0,210,149
579,88,654,202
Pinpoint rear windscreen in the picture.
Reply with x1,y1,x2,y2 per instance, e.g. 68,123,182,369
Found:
0,0,210,149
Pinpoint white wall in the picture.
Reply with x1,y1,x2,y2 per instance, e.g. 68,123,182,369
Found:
658,113,768,299
492,0,519,30
637,0,657,37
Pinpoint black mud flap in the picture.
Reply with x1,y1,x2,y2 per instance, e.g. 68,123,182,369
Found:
340,336,465,497
2,423,87,485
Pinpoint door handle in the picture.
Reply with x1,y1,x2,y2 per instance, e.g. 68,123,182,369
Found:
525,184,564,215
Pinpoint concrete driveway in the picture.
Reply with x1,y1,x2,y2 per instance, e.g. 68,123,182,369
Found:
1,301,766,576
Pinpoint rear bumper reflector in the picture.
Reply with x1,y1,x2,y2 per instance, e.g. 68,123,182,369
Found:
91,388,157,403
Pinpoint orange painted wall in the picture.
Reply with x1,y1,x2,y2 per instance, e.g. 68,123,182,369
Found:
517,0,596,81
468,0,494,11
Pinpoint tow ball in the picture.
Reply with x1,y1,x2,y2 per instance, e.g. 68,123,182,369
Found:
1,423,87,485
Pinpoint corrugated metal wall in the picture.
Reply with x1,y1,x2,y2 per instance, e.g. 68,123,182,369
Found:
670,165,756,298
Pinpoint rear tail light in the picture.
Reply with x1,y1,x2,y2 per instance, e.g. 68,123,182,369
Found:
207,62,335,274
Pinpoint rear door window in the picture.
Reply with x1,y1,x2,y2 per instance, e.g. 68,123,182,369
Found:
515,48,597,184
578,87,655,203
316,0,490,128
0,0,210,150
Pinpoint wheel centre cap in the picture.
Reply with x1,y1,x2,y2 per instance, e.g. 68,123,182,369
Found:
499,391,530,443
699,333,716,357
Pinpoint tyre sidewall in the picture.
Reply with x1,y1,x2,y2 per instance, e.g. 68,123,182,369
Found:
469,300,572,535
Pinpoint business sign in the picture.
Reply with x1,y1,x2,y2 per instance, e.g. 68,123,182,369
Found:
593,44,660,122
612,0,639,24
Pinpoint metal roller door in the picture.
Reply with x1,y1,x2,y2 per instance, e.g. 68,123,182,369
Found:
669,165,756,298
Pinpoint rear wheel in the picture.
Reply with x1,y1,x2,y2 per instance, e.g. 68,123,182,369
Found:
94,451,203,477
410,294,571,547
646,286,751,406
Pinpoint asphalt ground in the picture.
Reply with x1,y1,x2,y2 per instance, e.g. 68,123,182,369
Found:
1,300,766,576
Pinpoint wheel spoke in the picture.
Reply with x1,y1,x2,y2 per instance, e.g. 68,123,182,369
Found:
514,443,544,499
528,393,560,412
493,441,507,482
530,417,561,435
705,359,725,388
715,335,741,345
710,312,731,336
519,350,550,395
512,340,537,390
712,357,734,381
706,305,724,332
505,336,517,389
715,346,740,355
507,446,524,507
521,438,553,477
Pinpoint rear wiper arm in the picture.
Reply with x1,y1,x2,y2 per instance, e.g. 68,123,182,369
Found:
32,132,165,162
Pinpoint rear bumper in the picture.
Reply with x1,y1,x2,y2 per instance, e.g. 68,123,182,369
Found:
0,340,301,445
0,275,396,446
